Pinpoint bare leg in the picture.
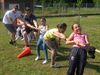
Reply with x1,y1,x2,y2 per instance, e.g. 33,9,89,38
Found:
11,32,16,41
9,32,16,45
51,50,57,65
34,31,38,40
23,31,29,47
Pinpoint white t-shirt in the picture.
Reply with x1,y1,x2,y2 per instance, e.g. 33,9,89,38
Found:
39,25,47,35
2,10,22,24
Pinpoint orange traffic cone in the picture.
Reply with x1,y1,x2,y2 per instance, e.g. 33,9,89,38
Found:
17,47,32,58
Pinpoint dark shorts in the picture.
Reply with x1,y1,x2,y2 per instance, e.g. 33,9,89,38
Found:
45,40,58,51
25,27,33,34
4,24,16,33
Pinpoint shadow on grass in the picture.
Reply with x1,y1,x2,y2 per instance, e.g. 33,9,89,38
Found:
53,65,69,69
56,47,71,61
15,42,36,49
89,61,100,63
86,62,100,73
15,43,25,48
58,47,71,54
59,65,68,68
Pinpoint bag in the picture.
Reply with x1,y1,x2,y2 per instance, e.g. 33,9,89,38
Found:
85,46,96,59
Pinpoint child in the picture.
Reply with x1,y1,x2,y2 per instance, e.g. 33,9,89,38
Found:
35,17,48,64
15,26,23,40
66,23,89,75
14,17,37,47
44,23,67,68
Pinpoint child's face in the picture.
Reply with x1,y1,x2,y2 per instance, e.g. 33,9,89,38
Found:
73,24,81,34
40,19,46,25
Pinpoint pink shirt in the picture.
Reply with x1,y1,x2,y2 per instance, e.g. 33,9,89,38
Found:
71,32,87,48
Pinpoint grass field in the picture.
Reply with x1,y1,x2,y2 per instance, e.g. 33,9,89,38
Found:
0,16,100,75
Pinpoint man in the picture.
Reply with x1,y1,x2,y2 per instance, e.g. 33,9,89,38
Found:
23,7,38,41
2,5,22,45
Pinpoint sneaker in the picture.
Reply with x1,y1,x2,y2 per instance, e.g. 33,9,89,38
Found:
35,56,40,61
9,40,16,45
15,36,19,40
50,64,60,68
21,38,24,40
42,60,48,64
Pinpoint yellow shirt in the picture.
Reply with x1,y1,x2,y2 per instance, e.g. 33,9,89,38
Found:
44,28,58,41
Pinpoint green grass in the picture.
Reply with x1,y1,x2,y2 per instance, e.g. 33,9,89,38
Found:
0,16,100,75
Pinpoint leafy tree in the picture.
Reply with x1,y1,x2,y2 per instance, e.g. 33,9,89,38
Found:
76,0,83,23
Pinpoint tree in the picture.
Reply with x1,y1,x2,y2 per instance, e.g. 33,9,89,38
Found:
76,0,83,23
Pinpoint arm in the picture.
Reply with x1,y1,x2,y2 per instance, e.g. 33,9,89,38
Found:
46,25,48,31
26,22,37,29
66,33,75,45
85,34,90,46
53,31,66,41
16,18,37,29
33,20,38,28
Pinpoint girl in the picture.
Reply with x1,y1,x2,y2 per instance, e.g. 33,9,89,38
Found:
44,23,67,68
35,17,48,64
66,23,89,75
14,17,37,47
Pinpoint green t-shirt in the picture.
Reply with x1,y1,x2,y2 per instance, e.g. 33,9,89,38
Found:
44,28,57,41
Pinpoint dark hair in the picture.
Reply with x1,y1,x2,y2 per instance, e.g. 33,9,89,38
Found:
57,23,67,29
13,5,18,9
71,22,80,30
41,16,46,21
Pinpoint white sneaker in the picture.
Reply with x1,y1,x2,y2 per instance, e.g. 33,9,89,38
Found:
21,38,24,40
42,60,48,64
15,36,20,40
35,56,40,61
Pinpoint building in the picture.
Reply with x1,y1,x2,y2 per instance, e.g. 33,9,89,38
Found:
0,0,34,13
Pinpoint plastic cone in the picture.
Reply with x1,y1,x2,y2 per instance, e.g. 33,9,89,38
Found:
17,47,32,58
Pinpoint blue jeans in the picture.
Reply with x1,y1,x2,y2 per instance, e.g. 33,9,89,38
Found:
36,35,48,60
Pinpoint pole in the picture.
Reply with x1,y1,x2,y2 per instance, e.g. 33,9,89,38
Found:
1,0,5,14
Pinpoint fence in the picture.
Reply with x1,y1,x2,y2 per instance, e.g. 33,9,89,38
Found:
34,3,100,16
0,3,100,19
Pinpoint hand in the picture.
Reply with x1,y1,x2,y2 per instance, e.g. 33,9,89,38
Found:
66,38,68,41
75,40,86,47
74,40,79,45
79,43,86,47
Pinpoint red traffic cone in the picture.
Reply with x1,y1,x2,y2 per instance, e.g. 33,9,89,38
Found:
17,47,32,58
